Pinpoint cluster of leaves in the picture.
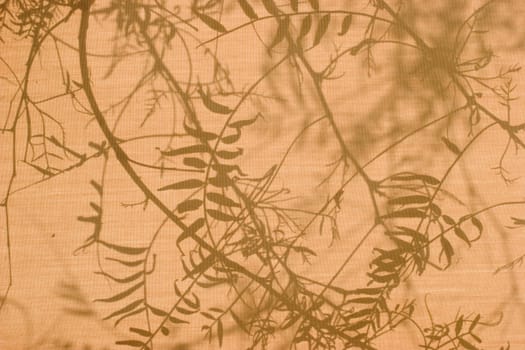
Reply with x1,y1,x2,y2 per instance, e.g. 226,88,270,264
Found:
78,0,522,349
0,0,76,40
379,172,484,272
422,313,501,350
2,0,525,349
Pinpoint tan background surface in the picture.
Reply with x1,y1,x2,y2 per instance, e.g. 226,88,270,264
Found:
1,0,525,349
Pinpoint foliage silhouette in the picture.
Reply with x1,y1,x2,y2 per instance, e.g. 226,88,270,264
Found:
1,0,525,349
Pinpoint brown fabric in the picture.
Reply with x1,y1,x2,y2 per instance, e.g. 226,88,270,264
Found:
1,1,524,349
